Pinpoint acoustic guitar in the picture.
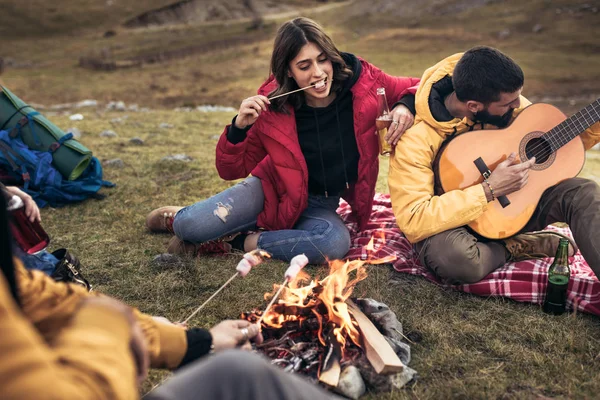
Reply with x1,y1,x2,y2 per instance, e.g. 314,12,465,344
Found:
434,99,600,239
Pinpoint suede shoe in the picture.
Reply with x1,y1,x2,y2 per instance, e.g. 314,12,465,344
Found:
503,230,578,262
146,206,183,233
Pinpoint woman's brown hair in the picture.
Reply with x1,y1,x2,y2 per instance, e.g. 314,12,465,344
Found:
268,17,353,113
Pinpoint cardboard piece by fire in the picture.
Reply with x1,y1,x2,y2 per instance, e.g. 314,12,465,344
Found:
346,300,404,375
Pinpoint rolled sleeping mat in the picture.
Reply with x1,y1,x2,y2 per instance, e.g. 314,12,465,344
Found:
0,85,92,181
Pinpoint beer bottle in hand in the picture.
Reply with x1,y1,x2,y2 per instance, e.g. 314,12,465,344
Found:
542,238,571,315
375,87,393,156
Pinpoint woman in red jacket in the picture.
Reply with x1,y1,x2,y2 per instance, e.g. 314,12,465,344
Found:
147,17,419,264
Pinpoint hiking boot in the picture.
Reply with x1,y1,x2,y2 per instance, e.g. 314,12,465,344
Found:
166,233,240,256
503,230,578,262
146,206,183,233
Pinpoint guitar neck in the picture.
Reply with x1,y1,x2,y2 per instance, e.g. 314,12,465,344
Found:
545,98,600,152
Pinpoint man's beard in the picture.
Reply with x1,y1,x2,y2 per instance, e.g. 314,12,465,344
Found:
474,108,514,128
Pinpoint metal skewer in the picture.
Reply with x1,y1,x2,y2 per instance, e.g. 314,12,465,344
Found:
257,277,288,327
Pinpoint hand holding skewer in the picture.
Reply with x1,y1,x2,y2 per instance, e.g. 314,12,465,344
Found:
234,79,331,129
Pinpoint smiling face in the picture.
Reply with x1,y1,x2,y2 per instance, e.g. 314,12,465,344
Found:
288,42,334,107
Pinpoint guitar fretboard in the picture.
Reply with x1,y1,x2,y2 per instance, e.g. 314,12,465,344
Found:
544,99,600,152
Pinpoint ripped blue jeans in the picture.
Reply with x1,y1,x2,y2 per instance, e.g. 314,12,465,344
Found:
172,177,351,264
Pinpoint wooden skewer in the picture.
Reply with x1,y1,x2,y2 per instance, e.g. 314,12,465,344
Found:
267,79,331,100
183,272,240,324
257,277,288,326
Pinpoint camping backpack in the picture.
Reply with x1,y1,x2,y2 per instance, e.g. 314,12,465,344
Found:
0,129,114,207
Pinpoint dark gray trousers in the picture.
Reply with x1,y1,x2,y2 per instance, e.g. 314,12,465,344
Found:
146,350,338,400
415,178,600,284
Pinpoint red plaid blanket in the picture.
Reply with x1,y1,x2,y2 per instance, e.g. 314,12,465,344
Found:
338,193,600,316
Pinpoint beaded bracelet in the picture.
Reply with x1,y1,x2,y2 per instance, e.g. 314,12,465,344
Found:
483,179,496,201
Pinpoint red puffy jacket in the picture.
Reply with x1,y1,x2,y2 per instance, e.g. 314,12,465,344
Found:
216,58,419,231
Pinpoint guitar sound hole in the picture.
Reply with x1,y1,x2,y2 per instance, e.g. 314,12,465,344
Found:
525,138,552,164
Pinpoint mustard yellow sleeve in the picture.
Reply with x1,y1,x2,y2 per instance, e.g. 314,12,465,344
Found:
0,275,138,400
388,124,488,243
581,121,600,151
15,259,187,369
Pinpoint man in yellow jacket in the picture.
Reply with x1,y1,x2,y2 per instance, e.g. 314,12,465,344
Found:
389,46,600,284
1,194,336,399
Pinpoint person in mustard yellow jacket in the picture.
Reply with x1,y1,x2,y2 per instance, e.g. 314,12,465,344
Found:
1,193,337,399
389,46,600,284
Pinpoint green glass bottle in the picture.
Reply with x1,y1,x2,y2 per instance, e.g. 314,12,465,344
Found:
542,238,571,315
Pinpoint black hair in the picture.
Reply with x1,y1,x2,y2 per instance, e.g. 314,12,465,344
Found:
453,46,524,104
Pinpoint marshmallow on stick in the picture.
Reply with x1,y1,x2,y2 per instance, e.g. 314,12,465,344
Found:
237,249,272,277
284,253,309,281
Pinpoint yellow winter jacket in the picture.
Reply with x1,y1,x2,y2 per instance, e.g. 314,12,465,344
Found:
389,53,600,243
16,258,187,370
1,257,138,399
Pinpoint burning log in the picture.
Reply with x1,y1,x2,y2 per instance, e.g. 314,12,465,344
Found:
346,300,404,374
318,325,343,387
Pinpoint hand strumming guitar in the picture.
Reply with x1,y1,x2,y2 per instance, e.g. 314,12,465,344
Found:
483,152,536,202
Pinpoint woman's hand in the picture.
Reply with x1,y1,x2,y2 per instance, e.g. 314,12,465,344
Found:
4,186,40,223
386,104,415,146
235,95,271,129
209,320,263,352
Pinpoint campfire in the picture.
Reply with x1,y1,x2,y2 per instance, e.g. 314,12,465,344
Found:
243,255,416,398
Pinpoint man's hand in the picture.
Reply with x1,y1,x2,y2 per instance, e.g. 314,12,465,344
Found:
387,104,415,146
209,320,263,352
486,152,536,198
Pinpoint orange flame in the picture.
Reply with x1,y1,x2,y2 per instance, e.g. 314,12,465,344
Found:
261,232,394,353
262,259,368,351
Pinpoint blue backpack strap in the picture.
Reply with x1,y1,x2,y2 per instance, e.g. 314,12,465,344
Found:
25,111,42,146
48,133,73,153
0,139,31,187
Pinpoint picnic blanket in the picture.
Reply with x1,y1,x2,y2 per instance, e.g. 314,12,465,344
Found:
338,193,600,317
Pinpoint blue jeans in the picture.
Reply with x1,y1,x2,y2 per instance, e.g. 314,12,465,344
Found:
172,177,351,264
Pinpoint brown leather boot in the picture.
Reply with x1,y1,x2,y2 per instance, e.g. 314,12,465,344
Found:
146,206,183,233
167,236,199,255
502,230,578,262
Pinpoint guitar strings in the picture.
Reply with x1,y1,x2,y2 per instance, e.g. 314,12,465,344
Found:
482,101,600,167
520,102,599,159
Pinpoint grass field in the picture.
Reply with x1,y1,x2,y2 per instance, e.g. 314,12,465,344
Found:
37,108,600,399
2,0,600,398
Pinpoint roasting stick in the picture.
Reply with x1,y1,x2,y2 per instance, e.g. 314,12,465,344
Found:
267,79,330,100
257,254,309,327
182,249,271,324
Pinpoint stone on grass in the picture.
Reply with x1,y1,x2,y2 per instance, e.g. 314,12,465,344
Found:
532,24,543,33
161,154,193,162
69,113,84,121
159,123,174,129
103,158,124,168
106,101,127,111
100,129,118,138
335,366,366,400
150,254,184,270
129,137,144,145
